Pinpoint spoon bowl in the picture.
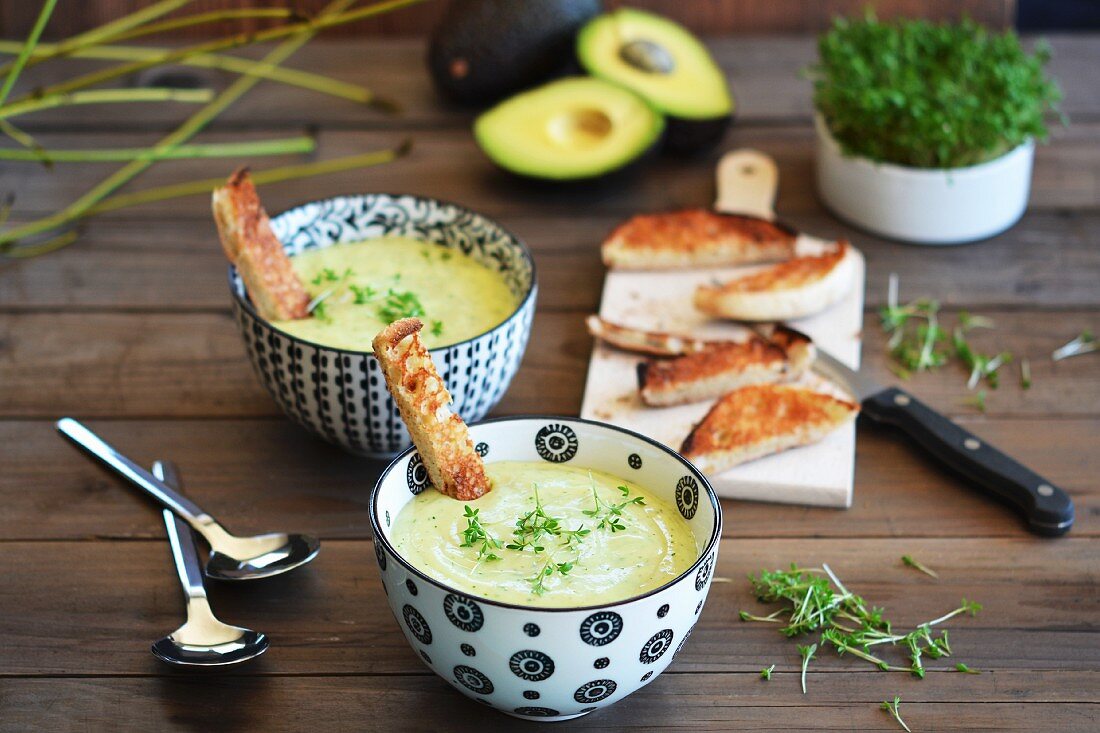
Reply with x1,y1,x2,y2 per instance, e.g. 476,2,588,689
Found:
152,625,268,667
205,532,320,581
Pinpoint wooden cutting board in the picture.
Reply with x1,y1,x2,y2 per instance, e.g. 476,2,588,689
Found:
580,150,865,508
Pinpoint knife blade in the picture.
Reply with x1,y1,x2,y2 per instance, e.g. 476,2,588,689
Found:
813,347,1075,536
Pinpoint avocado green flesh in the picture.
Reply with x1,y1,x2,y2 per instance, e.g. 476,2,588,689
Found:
577,8,733,120
474,77,664,180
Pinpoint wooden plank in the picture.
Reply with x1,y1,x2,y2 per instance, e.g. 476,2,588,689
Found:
5,34,1096,131
2,123,1097,226
3,417,1096,541
0,309,1095,419
1,537,1097,677
3,210,1099,312
2,677,1095,733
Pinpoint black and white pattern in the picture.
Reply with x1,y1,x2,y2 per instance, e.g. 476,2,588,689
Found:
514,707,559,717
509,650,555,681
594,657,610,669
460,643,476,657
628,453,643,470
675,475,700,520
695,552,714,591
453,665,494,695
475,441,489,457
401,604,432,645
534,424,579,463
229,194,537,457
580,611,623,647
406,579,418,596
657,604,669,618
420,649,432,665
523,623,540,637
523,690,540,700
638,629,674,664
374,540,386,571
640,671,653,682
443,594,484,632
574,680,617,704
406,453,429,494
675,627,694,657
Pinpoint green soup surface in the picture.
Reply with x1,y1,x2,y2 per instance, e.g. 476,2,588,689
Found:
390,461,699,607
273,237,518,350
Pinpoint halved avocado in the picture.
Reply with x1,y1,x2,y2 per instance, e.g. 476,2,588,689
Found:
577,8,734,154
473,76,664,182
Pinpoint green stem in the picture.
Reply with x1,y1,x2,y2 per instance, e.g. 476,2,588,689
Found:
0,40,380,106
0,0,59,107
0,0,363,252
0,0,193,75
0,119,49,162
11,0,427,106
0,136,315,163
0,88,213,120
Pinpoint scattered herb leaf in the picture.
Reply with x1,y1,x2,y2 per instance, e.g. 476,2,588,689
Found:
881,696,911,732
955,662,980,674
430,320,444,337
901,555,939,578
798,643,816,694
1020,358,1032,390
1052,329,1097,361
760,664,775,681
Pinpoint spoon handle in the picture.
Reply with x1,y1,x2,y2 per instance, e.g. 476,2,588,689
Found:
57,418,211,525
153,462,207,601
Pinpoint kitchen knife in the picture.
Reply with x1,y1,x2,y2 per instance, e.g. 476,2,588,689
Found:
813,348,1075,536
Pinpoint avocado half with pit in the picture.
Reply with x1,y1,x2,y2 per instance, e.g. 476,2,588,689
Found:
577,7,734,154
473,76,664,182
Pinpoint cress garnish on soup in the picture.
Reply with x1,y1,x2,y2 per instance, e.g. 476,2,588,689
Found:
392,461,698,608
275,237,518,349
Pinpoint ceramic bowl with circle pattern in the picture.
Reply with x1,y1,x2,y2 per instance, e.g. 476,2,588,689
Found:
228,194,537,456
370,416,722,722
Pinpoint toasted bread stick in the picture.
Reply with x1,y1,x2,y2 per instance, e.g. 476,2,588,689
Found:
681,384,859,473
373,318,490,500
601,209,796,270
213,168,310,322
694,242,855,322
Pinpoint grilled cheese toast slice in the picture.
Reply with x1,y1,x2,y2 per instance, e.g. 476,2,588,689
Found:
694,242,855,321
586,315,718,356
372,318,490,501
601,208,797,270
680,384,858,473
212,168,310,322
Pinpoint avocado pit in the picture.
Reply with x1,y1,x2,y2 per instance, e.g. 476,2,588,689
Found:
547,108,614,149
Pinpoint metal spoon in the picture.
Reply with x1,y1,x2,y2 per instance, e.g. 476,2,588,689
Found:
57,417,320,580
151,460,269,667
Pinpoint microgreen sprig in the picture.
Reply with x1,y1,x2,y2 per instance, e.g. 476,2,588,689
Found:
881,696,911,732
583,479,646,533
797,643,816,694
760,664,775,681
901,555,939,578
459,505,501,563
1052,329,1097,361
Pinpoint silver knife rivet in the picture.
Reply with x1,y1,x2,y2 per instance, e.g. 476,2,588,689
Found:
894,394,911,406
1037,484,1054,497
964,438,981,450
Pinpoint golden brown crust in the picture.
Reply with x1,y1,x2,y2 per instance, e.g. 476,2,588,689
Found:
680,384,858,471
638,338,789,406
586,315,717,357
601,209,797,270
372,318,490,501
699,242,849,296
212,168,310,322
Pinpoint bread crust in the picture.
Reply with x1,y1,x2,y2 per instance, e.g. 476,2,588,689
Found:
680,384,858,473
637,337,790,407
586,315,717,357
694,242,854,321
601,208,797,270
212,168,310,322
372,318,490,501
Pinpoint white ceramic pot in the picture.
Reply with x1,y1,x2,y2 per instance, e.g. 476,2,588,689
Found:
814,114,1034,245
370,416,722,722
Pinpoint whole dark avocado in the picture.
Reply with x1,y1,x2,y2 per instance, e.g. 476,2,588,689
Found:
428,0,602,105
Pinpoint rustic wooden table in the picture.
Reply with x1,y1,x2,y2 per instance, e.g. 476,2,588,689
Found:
1,36,1098,732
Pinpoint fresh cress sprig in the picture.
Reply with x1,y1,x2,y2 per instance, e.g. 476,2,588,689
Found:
583,479,646,533
901,555,939,578
459,505,501,563
881,696,911,732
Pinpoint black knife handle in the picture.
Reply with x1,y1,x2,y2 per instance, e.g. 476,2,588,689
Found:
862,387,1074,536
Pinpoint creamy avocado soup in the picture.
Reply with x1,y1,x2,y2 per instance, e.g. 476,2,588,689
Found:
273,237,518,350
391,461,698,607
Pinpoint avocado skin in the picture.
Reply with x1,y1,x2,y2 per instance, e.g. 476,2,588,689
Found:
429,0,602,105
663,113,733,155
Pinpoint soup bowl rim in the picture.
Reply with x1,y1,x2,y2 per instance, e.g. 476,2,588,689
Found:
226,191,538,357
369,414,722,614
